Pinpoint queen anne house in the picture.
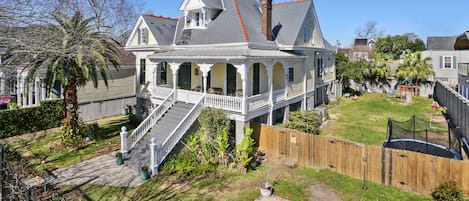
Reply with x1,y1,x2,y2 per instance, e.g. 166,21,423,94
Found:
123,0,337,174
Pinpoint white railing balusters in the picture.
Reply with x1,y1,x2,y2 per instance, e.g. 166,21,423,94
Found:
126,90,175,151
205,94,242,113
151,95,205,175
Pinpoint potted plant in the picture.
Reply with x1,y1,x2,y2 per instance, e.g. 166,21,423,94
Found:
140,165,150,180
259,181,273,197
115,152,123,165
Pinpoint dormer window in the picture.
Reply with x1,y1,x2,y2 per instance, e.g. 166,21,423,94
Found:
180,0,224,29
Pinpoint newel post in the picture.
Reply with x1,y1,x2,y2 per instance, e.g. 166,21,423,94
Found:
150,138,158,176
120,126,128,159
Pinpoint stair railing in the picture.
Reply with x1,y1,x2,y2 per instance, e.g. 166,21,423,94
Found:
123,90,175,156
150,94,205,175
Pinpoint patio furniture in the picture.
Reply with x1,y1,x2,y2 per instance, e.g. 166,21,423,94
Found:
208,87,223,95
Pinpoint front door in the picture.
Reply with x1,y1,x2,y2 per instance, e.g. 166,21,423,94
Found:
226,64,237,95
178,63,192,90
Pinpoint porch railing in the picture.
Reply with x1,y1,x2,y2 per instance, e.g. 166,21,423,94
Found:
247,93,269,111
150,86,173,99
125,90,174,152
273,89,286,103
150,94,205,175
177,90,205,104
205,94,243,113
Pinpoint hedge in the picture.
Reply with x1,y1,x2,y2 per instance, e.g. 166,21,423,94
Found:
0,99,64,139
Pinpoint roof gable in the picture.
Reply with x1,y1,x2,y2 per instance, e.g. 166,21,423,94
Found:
125,15,178,47
427,37,457,50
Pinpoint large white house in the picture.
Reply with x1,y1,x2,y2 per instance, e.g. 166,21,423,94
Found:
123,0,337,174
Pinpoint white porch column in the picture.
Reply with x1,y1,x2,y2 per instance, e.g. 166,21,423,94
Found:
16,74,21,105
168,62,181,102
234,64,248,115
0,72,5,95
265,60,275,125
280,60,288,99
198,63,213,94
21,76,27,107
303,59,307,111
28,82,33,106
41,79,47,101
35,78,40,105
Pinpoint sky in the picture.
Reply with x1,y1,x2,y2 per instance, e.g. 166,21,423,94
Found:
141,0,469,47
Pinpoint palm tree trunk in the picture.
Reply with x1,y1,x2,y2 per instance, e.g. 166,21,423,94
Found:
63,80,79,135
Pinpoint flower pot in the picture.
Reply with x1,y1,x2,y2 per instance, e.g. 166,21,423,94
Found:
259,182,273,197
115,157,123,165
140,170,150,181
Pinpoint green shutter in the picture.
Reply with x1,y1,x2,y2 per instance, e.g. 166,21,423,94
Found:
439,56,443,69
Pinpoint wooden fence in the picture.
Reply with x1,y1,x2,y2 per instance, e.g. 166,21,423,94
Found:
253,123,469,197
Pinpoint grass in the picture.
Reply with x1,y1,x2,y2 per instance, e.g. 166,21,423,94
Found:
322,93,438,145
57,160,431,201
8,115,132,175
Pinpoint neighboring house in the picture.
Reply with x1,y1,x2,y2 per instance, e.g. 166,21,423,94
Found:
421,35,469,88
455,31,469,99
338,38,375,62
0,47,137,121
123,0,337,174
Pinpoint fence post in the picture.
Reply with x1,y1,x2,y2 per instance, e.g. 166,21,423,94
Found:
0,144,3,201
150,138,158,176
120,126,128,159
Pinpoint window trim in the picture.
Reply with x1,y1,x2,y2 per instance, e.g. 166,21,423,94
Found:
443,56,453,69
288,67,294,82
140,59,146,85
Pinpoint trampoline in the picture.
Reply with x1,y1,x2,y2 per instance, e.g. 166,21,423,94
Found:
384,139,462,160
383,115,462,160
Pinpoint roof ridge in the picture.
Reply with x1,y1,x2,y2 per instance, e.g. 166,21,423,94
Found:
233,0,250,42
273,0,309,6
143,14,179,21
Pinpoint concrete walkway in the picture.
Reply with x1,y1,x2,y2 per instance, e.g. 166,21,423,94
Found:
25,152,144,188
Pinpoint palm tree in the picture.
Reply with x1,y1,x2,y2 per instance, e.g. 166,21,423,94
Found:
6,11,120,142
396,50,434,86
364,53,392,91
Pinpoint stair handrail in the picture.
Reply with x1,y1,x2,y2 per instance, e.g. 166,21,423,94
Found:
153,94,205,169
127,90,175,150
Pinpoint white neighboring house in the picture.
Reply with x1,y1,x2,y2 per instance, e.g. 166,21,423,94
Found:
122,0,338,174
422,35,469,88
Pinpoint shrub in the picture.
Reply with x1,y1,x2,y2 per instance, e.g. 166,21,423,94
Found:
115,152,122,158
432,181,464,201
198,108,230,139
0,99,64,139
234,127,255,172
282,111,321,135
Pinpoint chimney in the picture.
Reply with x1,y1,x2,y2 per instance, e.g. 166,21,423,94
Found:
262,0,272,41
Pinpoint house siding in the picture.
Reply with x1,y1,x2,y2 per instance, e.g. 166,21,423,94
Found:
421,50,469,85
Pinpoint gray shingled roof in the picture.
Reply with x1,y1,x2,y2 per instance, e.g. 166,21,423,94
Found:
202,0,223,9
175,0,247,45
272,1,310,46
141,15,178,45
427,36,457,50
148,48,304,61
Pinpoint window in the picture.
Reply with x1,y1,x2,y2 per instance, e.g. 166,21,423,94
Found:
443,56,453,69
288,67,294,82
141,28,148,44
140,59,146,85
157,62,167,85
195,12,200,26
317,58,324,78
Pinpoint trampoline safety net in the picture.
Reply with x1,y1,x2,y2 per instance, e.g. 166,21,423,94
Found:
385,115,462,159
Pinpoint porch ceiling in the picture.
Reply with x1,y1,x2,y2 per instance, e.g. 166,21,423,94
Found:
147,48,306,62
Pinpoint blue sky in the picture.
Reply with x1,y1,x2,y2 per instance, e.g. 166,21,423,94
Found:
142,0,469,47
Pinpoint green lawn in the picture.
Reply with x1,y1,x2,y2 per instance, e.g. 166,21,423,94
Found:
8,116,132,175
60,160,430,201
322,93,438,145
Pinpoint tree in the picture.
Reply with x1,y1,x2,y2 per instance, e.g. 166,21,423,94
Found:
396,50,434,86
374,35,426,60
5,11,120,144
364,53,392,90
336,52,365,89
355,21,384,39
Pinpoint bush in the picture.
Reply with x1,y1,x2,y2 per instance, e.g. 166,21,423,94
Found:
282,111,321,135
0,99,64,139
432,181,464,201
